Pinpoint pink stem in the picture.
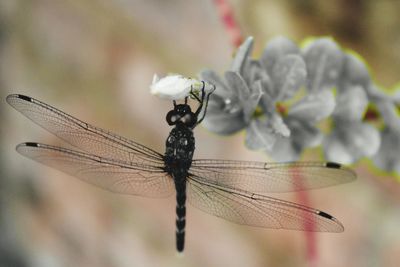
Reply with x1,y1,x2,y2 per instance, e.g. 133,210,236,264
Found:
294,169,318,267
212,0,243,48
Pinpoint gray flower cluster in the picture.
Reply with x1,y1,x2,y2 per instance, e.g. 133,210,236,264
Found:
200,36,400,173
368,84,400,173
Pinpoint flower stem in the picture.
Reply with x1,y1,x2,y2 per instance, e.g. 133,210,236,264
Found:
292,168,318,267
212,0,243,48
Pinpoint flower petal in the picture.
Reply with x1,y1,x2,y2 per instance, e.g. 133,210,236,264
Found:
373,127,400,173
243,80,263,123
267,136,302,162
270,113,290,137
288,89,335,122
365,83,391,102
248,60,274,97
200,69,232,99
303,38,344,93
272,55,307,101
286,118,323,148
323,135,355,164
348,123,380,157
259,88,276,115
340,53,371,88
261,36,300,74
324,122,380,163
333,85,368,121
231,37,254,74
225,71,251,101
376,99,400,132
245,118,277,150
202,95,246,134
242,59,263,84
392,87,400,103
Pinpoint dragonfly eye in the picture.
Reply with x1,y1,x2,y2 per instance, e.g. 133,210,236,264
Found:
166,110,179,125
181,114,191,123
180,113,196,127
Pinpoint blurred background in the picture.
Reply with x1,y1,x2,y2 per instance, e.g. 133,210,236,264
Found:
1,1,400,266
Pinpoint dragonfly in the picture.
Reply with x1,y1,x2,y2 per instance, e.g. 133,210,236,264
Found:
6,85,356,253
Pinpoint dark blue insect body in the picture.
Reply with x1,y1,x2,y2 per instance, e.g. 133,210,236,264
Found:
164,87,208,252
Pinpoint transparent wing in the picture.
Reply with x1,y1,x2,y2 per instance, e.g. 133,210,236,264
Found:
190,159,356,193
188,174,343,232
6,94,163,166
17,142,174,197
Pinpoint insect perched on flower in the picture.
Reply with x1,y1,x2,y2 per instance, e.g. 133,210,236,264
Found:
7,78,355,252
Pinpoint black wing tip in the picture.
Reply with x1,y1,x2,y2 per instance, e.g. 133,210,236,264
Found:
318,210,334,220
17,142,40,149
326,161,357,181
24,142,39,147
326,162,342,169
317,211,344,232
6,94,33,103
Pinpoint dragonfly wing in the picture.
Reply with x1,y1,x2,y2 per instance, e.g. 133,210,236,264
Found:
17,142,174,197
190,159,356,193
6,94,163,166
187,174,343,232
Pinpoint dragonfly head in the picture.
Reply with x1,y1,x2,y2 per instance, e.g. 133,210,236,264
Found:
166,104,196,127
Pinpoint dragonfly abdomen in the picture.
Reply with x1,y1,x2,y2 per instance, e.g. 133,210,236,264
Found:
164,125,194,252
175,179,187,252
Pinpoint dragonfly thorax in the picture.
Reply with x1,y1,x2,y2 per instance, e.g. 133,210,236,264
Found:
164,125,195,178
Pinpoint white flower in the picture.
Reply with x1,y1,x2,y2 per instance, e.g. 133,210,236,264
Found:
150,74,209,100
372,95,400,173
323,54,380,164
201,37,335,161
200,36,399,169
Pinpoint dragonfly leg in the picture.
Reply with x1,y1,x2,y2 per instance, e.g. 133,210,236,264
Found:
189,85,202,102
195,82,215,125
